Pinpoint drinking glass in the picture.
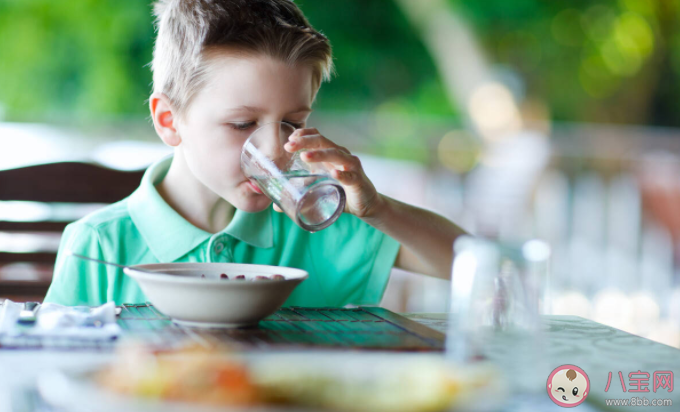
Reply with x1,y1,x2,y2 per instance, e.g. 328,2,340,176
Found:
446,236,551,393
240,122,346,232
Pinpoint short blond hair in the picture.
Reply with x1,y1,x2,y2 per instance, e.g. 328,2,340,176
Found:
151,0,333,117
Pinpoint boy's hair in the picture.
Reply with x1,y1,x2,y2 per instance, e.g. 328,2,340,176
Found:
151,0,333,117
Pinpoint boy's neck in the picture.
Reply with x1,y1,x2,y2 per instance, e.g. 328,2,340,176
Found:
155,150,235,234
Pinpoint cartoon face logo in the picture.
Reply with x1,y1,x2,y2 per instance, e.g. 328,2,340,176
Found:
547,365,590,407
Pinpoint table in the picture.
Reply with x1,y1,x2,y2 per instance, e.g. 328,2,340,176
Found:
408,313,680,411
1,313,678,412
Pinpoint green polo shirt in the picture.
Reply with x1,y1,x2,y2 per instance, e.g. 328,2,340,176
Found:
44,155,400,307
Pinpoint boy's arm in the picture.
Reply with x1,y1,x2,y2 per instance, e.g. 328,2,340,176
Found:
362,195,466,280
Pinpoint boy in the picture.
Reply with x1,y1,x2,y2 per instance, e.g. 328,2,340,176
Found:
44,0,465,307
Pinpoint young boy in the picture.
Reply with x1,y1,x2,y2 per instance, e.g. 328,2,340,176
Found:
44,0,465,307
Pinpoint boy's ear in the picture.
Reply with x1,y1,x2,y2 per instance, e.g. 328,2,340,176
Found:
150,92,181,147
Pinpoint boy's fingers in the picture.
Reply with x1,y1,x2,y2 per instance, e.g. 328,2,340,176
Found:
286,133,350,154
301,148,359,171
292,127,321,137
332,169,360,184
273,203,283,213
286,133,324,148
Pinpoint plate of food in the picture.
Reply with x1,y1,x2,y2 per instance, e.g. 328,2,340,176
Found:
37,344,507,412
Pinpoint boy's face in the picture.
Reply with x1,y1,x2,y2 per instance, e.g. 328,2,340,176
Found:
174,51,315,212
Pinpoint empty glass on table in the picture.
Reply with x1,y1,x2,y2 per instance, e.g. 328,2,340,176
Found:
447,236,551,394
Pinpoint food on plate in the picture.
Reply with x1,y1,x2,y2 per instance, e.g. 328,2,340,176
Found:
97,344,258,406
96,345,501,412
196,274,285,280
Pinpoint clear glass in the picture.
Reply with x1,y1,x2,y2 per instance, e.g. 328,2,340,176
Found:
446,236,551,394
240,122,346,232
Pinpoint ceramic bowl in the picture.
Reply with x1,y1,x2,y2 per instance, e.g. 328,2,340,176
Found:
123,263,307,328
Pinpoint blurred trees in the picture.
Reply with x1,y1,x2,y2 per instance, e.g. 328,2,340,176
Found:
1,0,679,127
0,0,451,121
456,0,680,126
0,0,154,119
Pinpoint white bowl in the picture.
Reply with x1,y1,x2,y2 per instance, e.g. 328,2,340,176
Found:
123,263,308,328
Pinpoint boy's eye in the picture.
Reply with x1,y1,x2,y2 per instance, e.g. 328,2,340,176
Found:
227,121,303,131
228,122,256,131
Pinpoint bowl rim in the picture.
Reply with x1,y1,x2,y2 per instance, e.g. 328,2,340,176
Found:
123,262,309,285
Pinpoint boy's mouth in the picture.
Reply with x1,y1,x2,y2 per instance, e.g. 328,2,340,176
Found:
247,180,263,194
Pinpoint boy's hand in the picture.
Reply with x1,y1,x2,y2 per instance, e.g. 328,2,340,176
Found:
275,127,384,218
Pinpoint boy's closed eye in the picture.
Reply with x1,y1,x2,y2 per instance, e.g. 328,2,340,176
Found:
226,121,304,131
228,121,257,131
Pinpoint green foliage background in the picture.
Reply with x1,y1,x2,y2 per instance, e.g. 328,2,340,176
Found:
0,0,154,118
456,0,680,125
1,0,678,127
0,0,452,121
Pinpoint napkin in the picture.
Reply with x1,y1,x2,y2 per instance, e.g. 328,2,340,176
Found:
0,300,121,340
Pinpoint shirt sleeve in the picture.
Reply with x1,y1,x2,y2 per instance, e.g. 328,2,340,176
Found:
360,230,401,305
43,222,109,306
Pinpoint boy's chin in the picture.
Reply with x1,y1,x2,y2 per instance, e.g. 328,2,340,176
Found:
236,197,273,213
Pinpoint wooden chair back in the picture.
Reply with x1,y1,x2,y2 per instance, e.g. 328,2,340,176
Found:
0,162,144,302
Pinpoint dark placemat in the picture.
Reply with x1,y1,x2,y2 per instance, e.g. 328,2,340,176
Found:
0,303,445,352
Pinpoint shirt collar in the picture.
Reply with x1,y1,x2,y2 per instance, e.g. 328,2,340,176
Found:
128,155,273,262
220,206,274,250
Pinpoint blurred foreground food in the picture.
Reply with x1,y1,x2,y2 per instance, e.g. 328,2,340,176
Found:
96,343,497,412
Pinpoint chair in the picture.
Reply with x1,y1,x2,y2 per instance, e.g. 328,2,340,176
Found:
0,162,144,302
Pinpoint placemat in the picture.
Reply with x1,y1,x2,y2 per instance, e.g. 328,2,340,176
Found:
0,303,445,352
